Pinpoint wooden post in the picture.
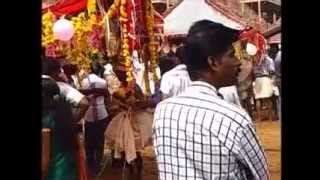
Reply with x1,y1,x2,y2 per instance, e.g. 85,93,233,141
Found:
241,3,244,16
258,0,262,23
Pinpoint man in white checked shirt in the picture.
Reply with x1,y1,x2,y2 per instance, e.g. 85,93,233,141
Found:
153,20,269,180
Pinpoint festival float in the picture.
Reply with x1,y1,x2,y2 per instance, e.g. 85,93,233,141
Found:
42,0,160,95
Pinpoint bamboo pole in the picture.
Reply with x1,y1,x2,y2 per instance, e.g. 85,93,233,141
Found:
258,0,262,23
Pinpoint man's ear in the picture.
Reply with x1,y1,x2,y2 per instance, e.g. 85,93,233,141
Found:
207,56,222,72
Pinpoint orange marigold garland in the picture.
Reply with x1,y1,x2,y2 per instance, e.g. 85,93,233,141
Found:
64,13,92,71
106,0,120,19
42,11,60,57
144,0,158,81
42,11,55,47
119,0,134,84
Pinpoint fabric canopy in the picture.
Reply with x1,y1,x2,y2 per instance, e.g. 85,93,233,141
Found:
268,33,281,44
164,0,244,35
42,0,87,17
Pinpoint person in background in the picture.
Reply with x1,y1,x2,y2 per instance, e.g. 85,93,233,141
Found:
103,57,121,96
62,63,79,88
158,55,177,76
42,77,79,180
42,58,89,122
79,61,110,177
132,50,145,93
237,68,255,118
153,20,269,180
218,85,242,107
160,46,191,100
274,47,281,120
105,65,155,180
252,52,276,121
152,55,179,106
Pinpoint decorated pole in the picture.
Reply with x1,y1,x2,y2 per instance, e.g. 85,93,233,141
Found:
144,0,158,82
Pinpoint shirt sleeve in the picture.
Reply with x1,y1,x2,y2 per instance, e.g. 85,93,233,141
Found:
267,58,275,73
91,74,107,89
238,123,270,180
160,74,171,95
65,85,85,107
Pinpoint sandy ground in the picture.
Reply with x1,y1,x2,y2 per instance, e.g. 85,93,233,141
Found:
99,120,281,180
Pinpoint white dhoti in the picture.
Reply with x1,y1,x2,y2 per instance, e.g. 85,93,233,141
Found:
105,109,154,163
253,77,274,99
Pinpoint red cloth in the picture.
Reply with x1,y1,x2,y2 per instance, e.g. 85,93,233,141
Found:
43,0,88,17
76,136,89,180
133,0,145,50
127,0,134,53
239,28,267,65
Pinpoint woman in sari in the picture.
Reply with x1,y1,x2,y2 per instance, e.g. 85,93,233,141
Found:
42,77,87,180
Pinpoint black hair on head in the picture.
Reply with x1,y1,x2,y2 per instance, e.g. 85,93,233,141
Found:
175,46,186,64
184,20,240,72
42,57,61,76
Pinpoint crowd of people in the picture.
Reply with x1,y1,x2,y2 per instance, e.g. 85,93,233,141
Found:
42,19,281,180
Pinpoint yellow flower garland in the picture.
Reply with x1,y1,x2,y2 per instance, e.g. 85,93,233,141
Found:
119,0,133,83
100,0,157,85
62,13,92,71
42,11,55,47
87,0,96,15
106,0,120,20
41,2,103,73
144,0,158,81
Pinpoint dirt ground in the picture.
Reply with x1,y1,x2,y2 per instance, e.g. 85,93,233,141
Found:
99,120,281,180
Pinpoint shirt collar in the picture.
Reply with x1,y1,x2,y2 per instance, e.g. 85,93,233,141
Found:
174,64,187,70
190,81,221,98
42,75,52,79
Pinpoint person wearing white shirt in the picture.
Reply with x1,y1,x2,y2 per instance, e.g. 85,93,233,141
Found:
218,85,242,107
79,64,109,176
160,46,192,100
42,58,89,122
253,54,277,121
131,50,161,95
274,49,281,121
103,62,121,95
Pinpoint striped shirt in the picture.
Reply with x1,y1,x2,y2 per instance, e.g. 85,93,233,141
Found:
153,81,269,180
160,64,191,98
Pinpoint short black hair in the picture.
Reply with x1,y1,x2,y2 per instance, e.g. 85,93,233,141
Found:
42,57,61,76
175,46,186,64
42,77,79,154
184,20,240,72
42,77,60,98
158,55,177,75
62,64,78,76
90,61,105,77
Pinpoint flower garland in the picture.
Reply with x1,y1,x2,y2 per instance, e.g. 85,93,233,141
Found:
63,13,92,71
41,0,106,73
119,0,134,83
87,0,104,56
42,11,55,47
144,0,158,81
87,0,97,15
42,11,60,58
101,0,158,87
106,0,120,19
